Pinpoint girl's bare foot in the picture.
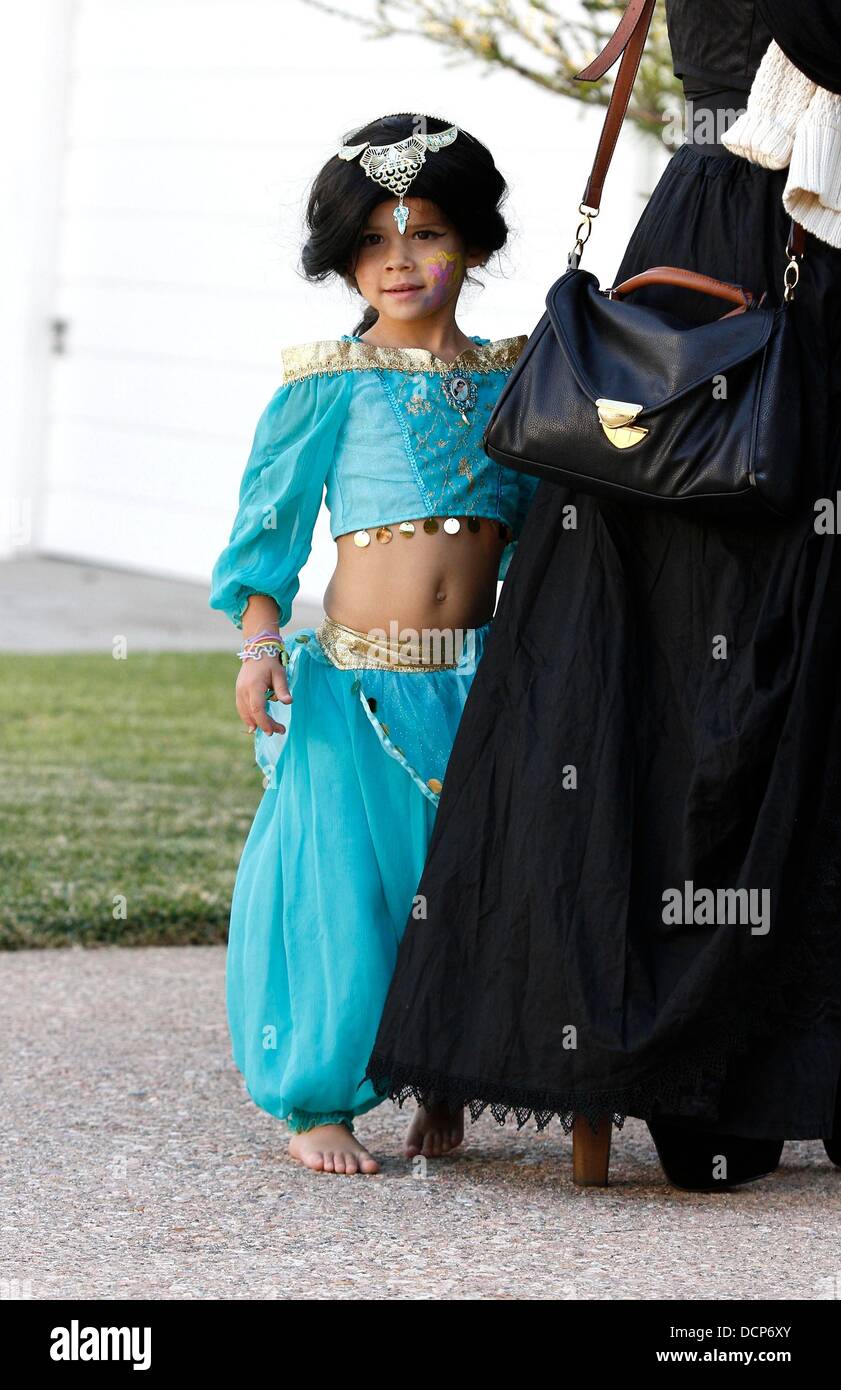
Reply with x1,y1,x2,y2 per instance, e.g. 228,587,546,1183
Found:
404,1102,464,1159
288,1123,380,1174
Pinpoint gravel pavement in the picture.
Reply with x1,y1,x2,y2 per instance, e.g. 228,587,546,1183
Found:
2,944,841,1301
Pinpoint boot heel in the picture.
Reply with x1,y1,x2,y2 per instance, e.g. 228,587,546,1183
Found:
647,1118,783,1191
572,1114,612,1186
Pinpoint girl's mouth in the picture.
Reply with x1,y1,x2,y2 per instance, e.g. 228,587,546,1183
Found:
384,286,422,298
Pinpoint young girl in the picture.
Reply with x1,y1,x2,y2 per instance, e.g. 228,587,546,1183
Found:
209,112,538,1175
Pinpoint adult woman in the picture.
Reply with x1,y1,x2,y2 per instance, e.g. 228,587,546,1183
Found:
363,1,841,1189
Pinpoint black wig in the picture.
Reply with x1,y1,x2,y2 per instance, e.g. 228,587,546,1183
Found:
300,113,511,335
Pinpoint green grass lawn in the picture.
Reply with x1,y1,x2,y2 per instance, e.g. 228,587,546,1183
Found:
0,652,264,948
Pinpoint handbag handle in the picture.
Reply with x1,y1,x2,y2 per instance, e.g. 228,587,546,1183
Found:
609,266,755,309
570,0,806,296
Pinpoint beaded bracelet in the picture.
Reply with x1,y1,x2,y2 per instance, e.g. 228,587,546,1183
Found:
237,631,289,665
237,644,290,666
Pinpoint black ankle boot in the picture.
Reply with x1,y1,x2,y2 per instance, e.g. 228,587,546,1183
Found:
822,1072,841,1167
647,1117,783,1192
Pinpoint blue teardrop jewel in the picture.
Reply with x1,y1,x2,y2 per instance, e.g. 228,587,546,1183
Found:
394,201,410,234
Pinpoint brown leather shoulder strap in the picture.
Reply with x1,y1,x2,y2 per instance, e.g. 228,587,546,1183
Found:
575,0,656,211
787,218,806,257
575,0,807,257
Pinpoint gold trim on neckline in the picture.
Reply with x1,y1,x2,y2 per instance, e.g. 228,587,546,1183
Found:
281,335,528,384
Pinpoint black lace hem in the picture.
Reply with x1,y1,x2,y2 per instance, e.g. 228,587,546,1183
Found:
365,937,841,1137
364,1028,756,1136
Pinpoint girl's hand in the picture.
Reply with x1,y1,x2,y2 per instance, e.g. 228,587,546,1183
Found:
236,655,292,735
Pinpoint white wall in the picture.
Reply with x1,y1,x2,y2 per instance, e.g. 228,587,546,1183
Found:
0,0,76,562
3,0,669,609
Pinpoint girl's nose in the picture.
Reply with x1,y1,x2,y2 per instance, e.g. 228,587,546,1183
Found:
385,246,414,271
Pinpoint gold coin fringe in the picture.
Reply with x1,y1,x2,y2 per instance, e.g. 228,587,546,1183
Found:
353,517,511,547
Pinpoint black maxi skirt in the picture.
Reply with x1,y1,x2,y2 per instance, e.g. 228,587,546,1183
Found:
363,141,841,1141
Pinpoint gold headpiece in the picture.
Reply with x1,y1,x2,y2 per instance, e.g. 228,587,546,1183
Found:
336,114,459,233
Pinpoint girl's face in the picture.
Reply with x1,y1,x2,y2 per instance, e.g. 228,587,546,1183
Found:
350,196,486,327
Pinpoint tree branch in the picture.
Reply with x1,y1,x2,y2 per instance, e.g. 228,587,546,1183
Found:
300,0,680,138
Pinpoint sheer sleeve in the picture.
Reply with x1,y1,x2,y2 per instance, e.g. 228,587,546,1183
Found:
756,2,841,94
498,469,540,583
209,370,350,628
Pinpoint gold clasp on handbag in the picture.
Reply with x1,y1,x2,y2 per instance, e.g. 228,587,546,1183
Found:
568,203,599,269
784,219,805,301
595,398,649,449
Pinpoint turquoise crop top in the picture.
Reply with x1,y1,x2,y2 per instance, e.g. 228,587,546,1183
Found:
209,332,539,628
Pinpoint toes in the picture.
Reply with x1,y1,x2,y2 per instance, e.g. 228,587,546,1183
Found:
405,1111,467,1160
291,1127,384,1174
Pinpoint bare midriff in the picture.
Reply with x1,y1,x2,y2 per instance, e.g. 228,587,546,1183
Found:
323,515,506,634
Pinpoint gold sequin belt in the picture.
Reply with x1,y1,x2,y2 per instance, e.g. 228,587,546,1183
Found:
317,615,463,672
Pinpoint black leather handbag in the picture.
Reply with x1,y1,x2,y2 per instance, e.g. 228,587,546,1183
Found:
483,0,807,519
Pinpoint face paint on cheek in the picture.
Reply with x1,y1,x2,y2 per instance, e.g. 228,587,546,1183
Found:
420,250,465,307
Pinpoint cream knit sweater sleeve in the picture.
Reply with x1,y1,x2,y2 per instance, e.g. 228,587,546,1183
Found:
721,39,816,168
721,38,841,249
786,85,841,247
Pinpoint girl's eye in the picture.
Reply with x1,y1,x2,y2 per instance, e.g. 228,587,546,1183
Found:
360,230,444,245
